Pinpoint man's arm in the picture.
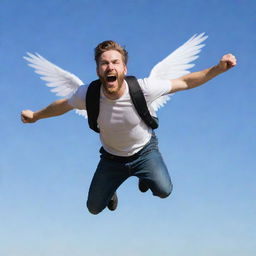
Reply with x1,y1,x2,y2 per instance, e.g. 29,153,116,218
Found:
21,98,74,123
170,54,237,93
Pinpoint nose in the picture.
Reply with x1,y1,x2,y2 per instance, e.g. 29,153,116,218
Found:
107,62,114,71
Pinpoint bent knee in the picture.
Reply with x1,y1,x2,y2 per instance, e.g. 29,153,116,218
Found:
155,183,173,199
158,191,171,198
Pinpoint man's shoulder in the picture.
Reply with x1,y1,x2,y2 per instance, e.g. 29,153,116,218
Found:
137,77,166,90
137,77,171,99
68,84,88,110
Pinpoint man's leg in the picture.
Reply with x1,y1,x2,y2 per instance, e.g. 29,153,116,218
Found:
86,157,129,215
132,135,173,198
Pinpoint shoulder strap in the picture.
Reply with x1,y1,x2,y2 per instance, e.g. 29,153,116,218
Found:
125,76,159,129
85,79,101,133
85,76,159,133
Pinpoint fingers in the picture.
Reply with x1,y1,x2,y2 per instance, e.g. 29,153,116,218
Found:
221,53,237,67
218,53,237,72
21,111,28,123
21,114,25,123
21,110,34,123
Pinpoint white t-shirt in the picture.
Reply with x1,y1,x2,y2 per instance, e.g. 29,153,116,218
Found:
68,77,171,156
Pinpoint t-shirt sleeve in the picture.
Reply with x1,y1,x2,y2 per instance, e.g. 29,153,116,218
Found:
138,77,172,103
67,85,88,110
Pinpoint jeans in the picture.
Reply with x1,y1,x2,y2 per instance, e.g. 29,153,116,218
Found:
87,133,173,214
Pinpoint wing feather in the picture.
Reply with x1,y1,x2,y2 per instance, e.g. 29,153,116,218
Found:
24,53,84,98
24,52,88,118
149,33,208,111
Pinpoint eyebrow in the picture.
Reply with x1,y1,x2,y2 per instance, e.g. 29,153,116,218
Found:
100,59,121,64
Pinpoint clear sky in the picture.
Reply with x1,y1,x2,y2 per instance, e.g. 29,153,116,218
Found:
1,0,255,256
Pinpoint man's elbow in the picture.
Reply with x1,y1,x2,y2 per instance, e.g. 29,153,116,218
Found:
170,79,188,93
57,98,74,112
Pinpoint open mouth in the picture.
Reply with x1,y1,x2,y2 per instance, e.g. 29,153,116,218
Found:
106,75,117,82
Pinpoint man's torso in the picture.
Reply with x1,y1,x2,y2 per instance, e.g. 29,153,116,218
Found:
68,77,171,156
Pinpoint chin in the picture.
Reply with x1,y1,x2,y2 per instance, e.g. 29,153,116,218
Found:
105,86,119,94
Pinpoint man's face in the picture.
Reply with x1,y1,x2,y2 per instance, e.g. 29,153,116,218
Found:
97,50,127,95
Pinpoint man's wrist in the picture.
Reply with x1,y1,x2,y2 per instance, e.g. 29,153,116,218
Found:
33,111,40,121
213,64,225,75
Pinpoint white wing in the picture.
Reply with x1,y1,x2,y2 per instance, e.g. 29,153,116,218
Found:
24,52,87,118
149,33,208,111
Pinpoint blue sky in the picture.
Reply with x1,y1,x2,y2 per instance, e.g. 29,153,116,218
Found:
1,0,256,255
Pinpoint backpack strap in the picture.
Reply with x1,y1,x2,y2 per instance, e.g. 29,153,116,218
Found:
125,76,159,129
85,76,158,133
85,79,101,133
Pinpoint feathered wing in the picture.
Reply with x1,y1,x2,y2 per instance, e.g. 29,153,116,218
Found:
149,33,208,111
23,53,88,118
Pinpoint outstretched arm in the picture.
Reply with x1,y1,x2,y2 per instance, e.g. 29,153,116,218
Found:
21,99,74,123
170,54,237,93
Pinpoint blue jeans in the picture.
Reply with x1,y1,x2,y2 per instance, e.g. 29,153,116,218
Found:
87,133,173,214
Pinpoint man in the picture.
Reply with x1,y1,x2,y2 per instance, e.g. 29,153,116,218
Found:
21,41,237,214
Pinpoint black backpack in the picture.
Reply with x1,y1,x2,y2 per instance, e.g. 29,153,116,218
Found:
85,76,158,133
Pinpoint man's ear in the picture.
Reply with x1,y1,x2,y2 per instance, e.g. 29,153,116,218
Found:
124,65,127,75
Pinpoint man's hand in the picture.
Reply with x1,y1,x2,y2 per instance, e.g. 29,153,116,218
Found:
218,54,237,73
170,53,237,93
21,110,38,123
21,99,74,124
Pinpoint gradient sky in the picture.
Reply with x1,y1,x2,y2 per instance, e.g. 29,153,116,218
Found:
1,1,256,256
